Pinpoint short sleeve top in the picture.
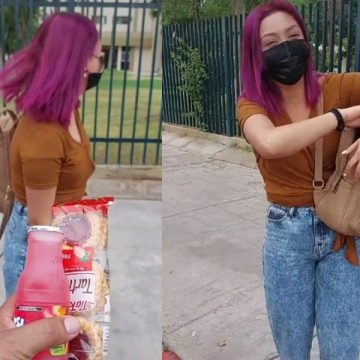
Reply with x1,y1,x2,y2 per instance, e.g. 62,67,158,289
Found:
237,73,360,206
10,109,95,205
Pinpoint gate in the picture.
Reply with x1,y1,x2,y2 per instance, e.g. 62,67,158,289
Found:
0,0,162,165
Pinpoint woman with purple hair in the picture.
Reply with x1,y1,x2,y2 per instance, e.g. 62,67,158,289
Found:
0,12,104,298
238,1,360,358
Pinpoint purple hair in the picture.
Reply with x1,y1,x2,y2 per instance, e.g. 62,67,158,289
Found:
0,12,99,127
240,0,321,117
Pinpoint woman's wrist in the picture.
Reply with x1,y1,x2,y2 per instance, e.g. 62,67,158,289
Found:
329,108,345,131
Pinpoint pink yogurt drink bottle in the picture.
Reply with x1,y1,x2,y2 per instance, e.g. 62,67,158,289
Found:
14,226,70,360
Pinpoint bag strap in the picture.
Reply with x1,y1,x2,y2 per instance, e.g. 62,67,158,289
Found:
0,109,18,188
314,96,356,189
3,128,11,198
0,109,18,240
335,127,356,172
314,94,325,189
0,195,13,240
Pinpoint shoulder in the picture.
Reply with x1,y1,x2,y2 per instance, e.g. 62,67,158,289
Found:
237,97,269,123
322,72,360,90
19,113,65,137
16,113,65,157
322,72,360,107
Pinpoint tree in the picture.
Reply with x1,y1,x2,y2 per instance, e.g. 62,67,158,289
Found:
163,0,231,25
0,6,41,59
201,0,232,17
163,0,325,24
230,0,246,15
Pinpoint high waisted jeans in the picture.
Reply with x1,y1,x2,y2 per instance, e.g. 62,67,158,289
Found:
263,203,360,360
2,201,28,298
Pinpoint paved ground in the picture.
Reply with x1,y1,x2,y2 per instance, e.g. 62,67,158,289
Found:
107,199,161,359
0,194,162,359
163,133,320,360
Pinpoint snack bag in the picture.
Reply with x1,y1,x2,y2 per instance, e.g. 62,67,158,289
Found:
52,197,113,360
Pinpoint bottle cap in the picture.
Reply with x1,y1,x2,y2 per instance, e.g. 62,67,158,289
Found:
28,225,62,234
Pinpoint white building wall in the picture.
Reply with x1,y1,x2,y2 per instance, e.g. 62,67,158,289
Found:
44,1,161,75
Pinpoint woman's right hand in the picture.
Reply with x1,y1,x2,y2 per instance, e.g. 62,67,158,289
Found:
341,105,360,128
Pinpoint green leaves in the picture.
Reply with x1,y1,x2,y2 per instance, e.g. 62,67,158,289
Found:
171,37,208,130
0,6,40,55
163,0,231,25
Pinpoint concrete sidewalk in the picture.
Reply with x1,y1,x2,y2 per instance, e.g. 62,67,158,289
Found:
163,131,320,360
0,171,162,360
107,198,162,360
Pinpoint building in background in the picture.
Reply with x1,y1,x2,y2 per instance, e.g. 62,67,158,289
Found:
92,0,162,76
46,0,162,75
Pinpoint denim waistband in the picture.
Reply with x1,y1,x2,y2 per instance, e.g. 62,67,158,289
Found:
13,200,28,217
269,202,315,217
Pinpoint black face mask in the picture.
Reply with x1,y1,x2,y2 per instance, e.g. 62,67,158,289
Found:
263,39,310,85
86,72,103,90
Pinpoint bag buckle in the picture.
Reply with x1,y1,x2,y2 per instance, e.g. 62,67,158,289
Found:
313,180,324,190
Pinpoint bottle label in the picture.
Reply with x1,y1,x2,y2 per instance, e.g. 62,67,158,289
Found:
63,245,96,312
68,271,96,312
14,305,69,356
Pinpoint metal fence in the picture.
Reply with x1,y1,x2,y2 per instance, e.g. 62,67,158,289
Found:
1,0,162,165
162,0,360,137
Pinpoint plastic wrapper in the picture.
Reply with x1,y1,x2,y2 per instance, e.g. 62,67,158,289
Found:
52,197,113,360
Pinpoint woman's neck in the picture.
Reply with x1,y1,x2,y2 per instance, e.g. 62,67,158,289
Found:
279,78,307,107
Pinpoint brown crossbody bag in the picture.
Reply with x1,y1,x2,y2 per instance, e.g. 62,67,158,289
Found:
313,95,359,265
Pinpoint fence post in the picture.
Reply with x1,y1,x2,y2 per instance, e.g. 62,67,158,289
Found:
67,0,75,12
355,0,360,71
222,17,235,137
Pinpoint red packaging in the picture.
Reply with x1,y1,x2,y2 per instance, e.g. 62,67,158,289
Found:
52,197,113,360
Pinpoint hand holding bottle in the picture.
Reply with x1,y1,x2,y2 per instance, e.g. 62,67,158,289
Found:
0,295,80,359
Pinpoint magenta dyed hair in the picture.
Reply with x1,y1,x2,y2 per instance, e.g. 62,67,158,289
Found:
0,12,99,127
240,0,321,117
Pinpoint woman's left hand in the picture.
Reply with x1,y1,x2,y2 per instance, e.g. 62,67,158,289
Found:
342,138,360,180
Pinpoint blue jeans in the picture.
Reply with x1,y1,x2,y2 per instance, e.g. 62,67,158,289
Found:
263,203,360,360
2,201,28,298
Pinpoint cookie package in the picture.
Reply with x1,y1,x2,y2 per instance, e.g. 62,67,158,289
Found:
52,196,114,360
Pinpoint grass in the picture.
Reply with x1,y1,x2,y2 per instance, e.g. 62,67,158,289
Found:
81,69,162,165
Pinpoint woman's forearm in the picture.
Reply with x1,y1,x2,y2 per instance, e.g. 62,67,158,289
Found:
262,111,338,158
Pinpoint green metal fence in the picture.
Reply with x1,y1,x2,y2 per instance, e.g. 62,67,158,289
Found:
1,0,162,165
162,0,359,137
163,16,240,136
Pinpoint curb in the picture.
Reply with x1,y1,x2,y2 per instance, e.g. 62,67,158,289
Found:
162,123,257,169
93,164,161,181
162,123,248,149
89,165,162,201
